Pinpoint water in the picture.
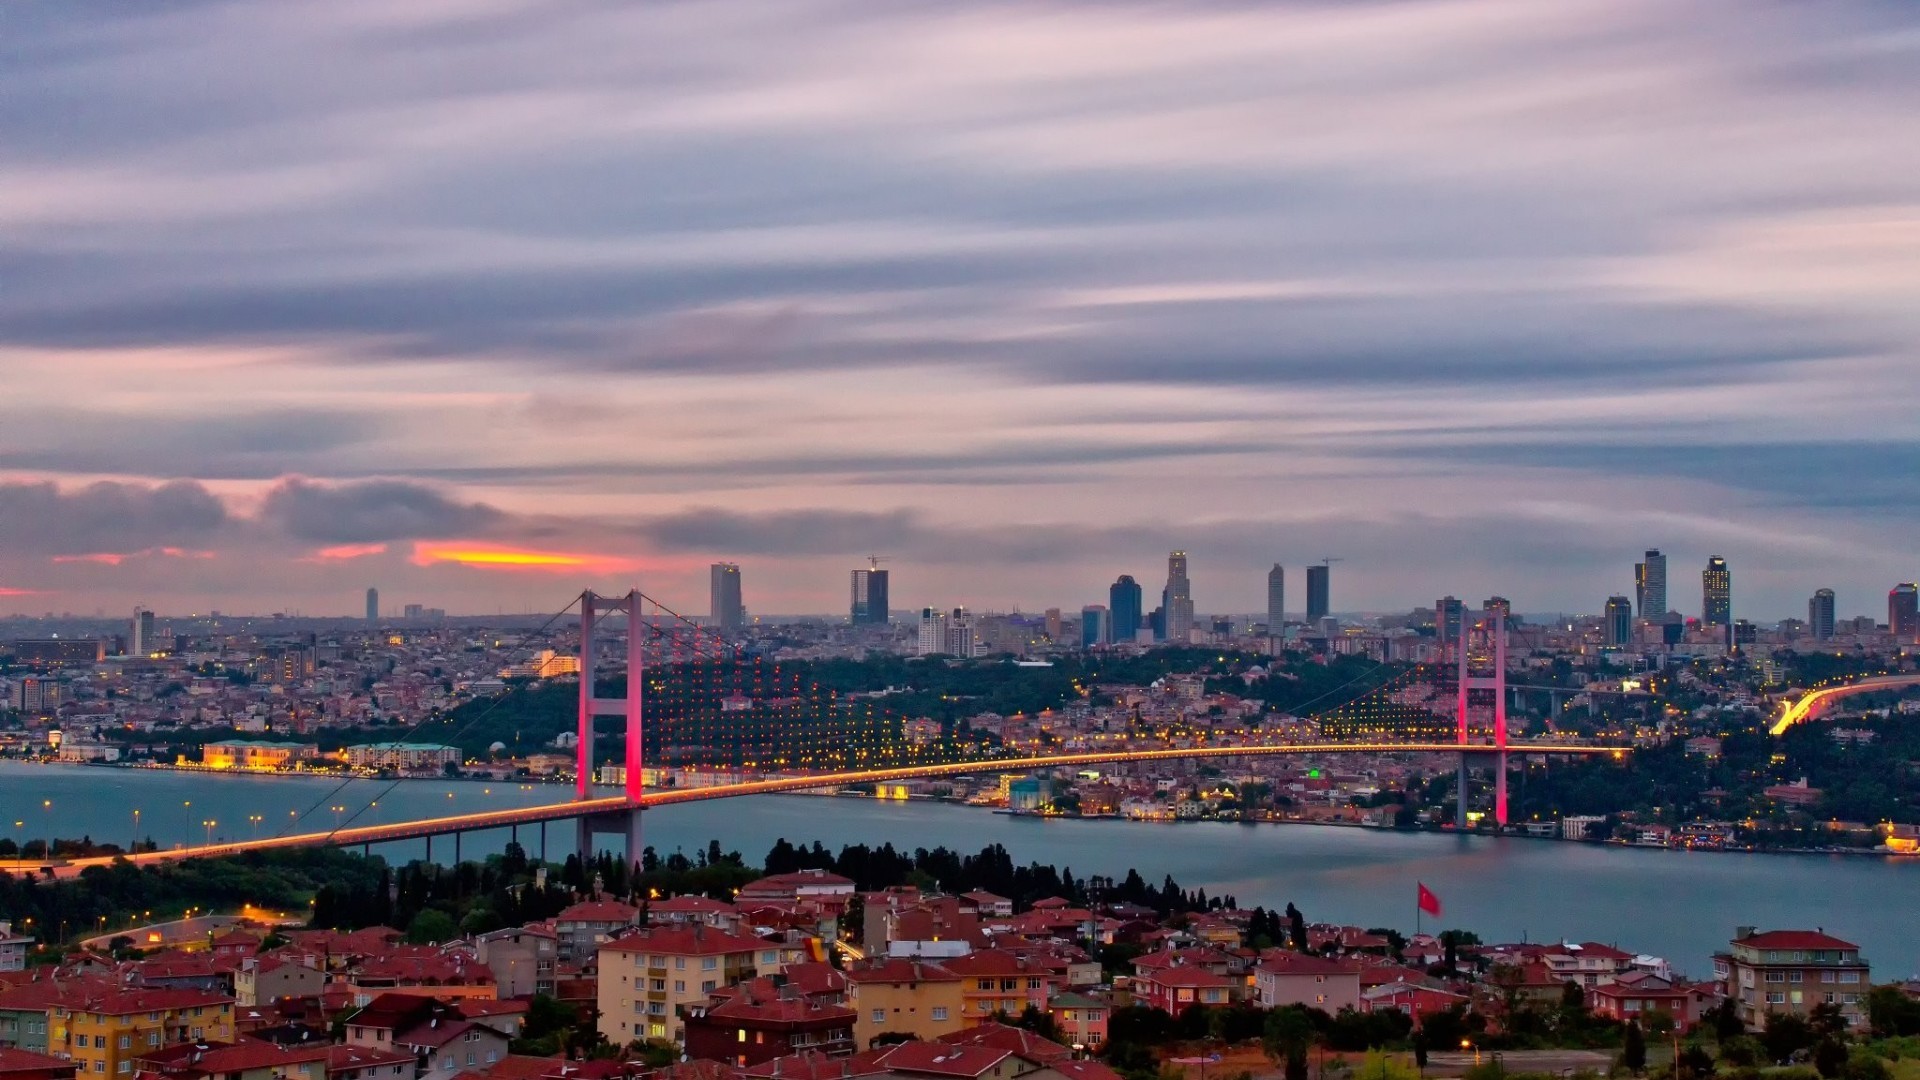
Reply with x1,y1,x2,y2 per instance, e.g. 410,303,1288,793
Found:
4,761,1916,979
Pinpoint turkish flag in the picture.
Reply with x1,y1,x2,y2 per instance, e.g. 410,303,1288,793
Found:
1417,882,1443,917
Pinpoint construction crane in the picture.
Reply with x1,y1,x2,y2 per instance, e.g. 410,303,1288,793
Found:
1319,556,1345,568
865,555,891,570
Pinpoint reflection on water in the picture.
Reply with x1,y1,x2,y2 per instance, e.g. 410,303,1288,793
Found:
3,762,1915,978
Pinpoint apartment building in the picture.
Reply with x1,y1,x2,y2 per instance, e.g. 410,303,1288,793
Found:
1715,929,1870,1030
844,960,966,1049
596,925,774,1045
48,987,234,1077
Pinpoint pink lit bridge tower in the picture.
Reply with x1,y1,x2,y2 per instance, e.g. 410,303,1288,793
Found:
574,589,648,863
1451,610,1510,829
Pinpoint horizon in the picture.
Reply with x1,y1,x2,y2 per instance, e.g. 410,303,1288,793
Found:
4,2,1918,620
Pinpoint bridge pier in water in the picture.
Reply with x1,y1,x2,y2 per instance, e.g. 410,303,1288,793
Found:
572,588,648,868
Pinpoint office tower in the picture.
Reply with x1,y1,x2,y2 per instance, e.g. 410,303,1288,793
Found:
1702,556,1731,626
1604,596,1633,646
945,608,981,657
1164,551,1194,640
365,587,379,623
916,608,948,655
1634,561,1647,618
1110,575,1143,643
1809,589,1836,641
1149,606,1165,640
1081,605,1109,648
403,603,425,620
1435,596,1465,649
709,562,744,631
1266,565,1285,636
130,608,155,656
1484,596,1511,619
851,567,890,625
1305,564,1331,623
1640,550,1667,618
1892,583,1920,644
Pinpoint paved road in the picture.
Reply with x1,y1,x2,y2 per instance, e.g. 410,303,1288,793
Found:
1423,1050,1615,1077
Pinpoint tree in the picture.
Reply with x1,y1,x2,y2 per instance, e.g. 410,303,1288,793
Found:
404,908,457,944
1284,1044,1309,1080
1623,1021,1647,1075
1014,1005,1062,1043
1679,1045,1716,1079
1866,985,1920,1037
1762,1013,1816,1065
1286,903,1308,951
1813,1038,1848,1080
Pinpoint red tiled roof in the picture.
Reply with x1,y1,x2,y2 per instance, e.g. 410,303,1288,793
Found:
0,1047,79,1077
48,986,233,1015
742,1049,888,1080
1254,952,1362,977
649,897,737,915
556,901,640,924
940,950,1033,979
1736,930,1859,951
873,1042,1010,1077
843,959,960,985
936,1023,1073,1063
323,1045,417,1073
135,1038,329,1076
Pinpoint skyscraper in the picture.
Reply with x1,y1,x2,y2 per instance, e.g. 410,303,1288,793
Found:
1640,550,1667,618
131,608,155,656
1702,556,1731,626
1266,565,1285,636
1891,583,1920,644
1809,589,1836,641
1634,560,1646,617
1484,596,1512,619
1081,605,1109,649
709,562,744,631
365,587,379,623
1305,564,1330,623
851,567,890,625
1435,596,1465,648
916,607,947,655
1109,575,1143,644
1604,596,1633,646
1164,551,1194,641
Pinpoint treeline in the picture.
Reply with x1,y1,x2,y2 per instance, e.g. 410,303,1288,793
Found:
765,838,1238,913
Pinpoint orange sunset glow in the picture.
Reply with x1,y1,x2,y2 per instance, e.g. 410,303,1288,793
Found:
411,543,636,574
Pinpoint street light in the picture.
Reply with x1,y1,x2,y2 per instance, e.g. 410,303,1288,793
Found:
132,809,142,852
203,820,216,847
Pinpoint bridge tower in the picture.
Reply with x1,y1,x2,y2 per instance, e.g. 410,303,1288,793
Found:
574,589,646,865
1453,610,1509,828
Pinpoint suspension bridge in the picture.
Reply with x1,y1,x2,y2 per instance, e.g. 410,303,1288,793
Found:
35,591,1628,879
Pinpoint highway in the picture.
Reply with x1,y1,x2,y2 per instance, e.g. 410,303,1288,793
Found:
32,739,1619,878
1769,672,1920,735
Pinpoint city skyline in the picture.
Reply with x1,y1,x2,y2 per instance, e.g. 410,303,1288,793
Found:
4,2,1920,619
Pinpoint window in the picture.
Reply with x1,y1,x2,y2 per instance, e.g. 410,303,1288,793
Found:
762,952,779,965
486,1052,497,1064
702,957,717,971
674,981,685,993
1027,978,1041,991
93,1063,105,1074
118,1036,129,1050
650,980,666,992
442,1058,455,1071
702,981,717,993
739,1030,748,1043
95,1036,107,1048
872,1010,885,1024
978,979,993,991
147,1034,159,1048
649,1003,665,1016
675,958,686,970
1821,972,1836,984
117,1064,129,1076
1840,973,1861,984
1764,972,1786,983
1766,992,1786,1004
932,1008,948,1022
1789,972,1802,983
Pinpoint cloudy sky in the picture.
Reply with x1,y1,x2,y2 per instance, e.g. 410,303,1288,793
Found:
3,0,1918,621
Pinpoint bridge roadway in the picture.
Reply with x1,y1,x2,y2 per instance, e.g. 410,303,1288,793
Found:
1770,672,1920,735
35,740,1619,878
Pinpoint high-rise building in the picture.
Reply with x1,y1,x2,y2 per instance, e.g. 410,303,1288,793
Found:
1109,575,1143,644
1634,561,1647,618
365,587,379,623
916,607,947,655
130,608,155,656
1266,565,1285,636
1435,596,1465,649
1043,608,1062,640
1891,583,1920,645
1702,557,1731,626
1809,589,1836,641
1640,550,1667,619
1483,596,1511,619
1081,605,1109,649
851,568,890,625
1305,565,1330,623
1604,596,1633,647
709,562,744,631
946,608,981,657
1164,551,1194,641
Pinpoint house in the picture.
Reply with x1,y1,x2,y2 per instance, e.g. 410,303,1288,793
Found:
322,1044,417,1080
1714,929,1870,1030
131,1037,331,1080
1586,973,1714,1032
235,957,327,1008
0,1048,77,1080
939,1022,1074,1064
0,925,33,976
1360,982,1467,1025
553,903,640,965
343,995,510,1078
1129,967,1238,1018
470,928,556,1000
736,872,856,907
1542,943,1636,988
345,951,497,1005
957,895,1013,920
1252,953,1362,1013
44,987,236,1077
595,924,775,1045
941,953,1055,1022
681,984,858,1066
1046,994,1108,1050
844,960,966,1048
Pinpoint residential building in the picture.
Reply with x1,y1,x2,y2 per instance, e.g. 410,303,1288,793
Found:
1361,982,1468,1024
48,986,235,1077
1604,597,1632,647
1586,972,1712,1032
844,960,965,1049
344,951,496,1005
0,923,30,973
131,610,156,657
553,901,639,965
0,1048,77,1080
1809,589,1837,641
1715,928,1870,1030
131,1037,330,1080
471,927,557,999
233,956,326,1008
343,995,508,1078
943,952,1054,1023
1048,993,1109,1050
1252,953,1362,1013
340,744,460,771
596,924,773,1045
1435,597,1465,650
681,986,857,1067
1079,607,1107,649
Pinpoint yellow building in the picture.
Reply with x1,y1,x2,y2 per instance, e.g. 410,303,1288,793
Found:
596,924,775,1045
51,987,233,1076
844,959,966,1049
199,740,315,771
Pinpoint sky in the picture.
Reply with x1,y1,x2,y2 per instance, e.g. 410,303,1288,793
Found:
2,0,1918,622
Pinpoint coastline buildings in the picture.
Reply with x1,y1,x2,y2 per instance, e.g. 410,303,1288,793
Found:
1715,928,1870,1030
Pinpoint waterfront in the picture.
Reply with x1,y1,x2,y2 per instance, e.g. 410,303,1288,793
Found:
2,761,1916,979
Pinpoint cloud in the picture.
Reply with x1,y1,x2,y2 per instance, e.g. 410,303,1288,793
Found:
0,479,231,556
256,477,507,543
